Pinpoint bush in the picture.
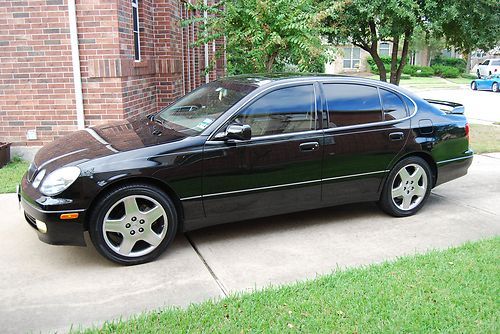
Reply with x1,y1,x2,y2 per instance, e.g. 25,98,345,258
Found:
400,74,411,80
367,56,408,74
431,56,467,73
441,67,460,78
404,65,434,77
431,64,461,78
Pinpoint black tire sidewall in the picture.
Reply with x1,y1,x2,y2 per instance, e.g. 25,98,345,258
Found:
379,156,432,217
89,184,177,265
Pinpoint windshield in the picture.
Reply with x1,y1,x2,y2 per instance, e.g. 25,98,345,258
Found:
156,81,256,135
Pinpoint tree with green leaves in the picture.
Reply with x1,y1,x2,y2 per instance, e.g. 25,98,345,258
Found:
184,0,328,74
322,0,422,85
322,0,500,85
431,0,500,72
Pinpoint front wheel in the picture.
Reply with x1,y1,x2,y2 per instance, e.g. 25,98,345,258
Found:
88,183,178,265
492,82,499,93
471,81,477,90
378,157,432,217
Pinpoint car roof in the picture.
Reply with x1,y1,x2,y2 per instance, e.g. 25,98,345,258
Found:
218,73,391,87
217,73,417,97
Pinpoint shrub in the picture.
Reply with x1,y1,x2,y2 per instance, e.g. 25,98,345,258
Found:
431,64,461,78
367,56,409,74
440,67,460,78
404,65,434,77
400,74,411,80
431,56,467,73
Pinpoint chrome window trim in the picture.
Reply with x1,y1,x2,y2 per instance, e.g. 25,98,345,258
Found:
436,155,473,165
206,78,418,142
180,169,388,201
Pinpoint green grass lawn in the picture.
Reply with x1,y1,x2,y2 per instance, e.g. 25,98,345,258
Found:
368,75,472,89
470,124,500,154
78,237,499,333
0,157,29,194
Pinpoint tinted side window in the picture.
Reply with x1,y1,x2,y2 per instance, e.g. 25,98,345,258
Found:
491,60,500,66
379,89,408,120
324,84,382,127
237,85,316,137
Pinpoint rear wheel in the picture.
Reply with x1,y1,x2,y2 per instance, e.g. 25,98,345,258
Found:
471,81,477,90
378,156,432,217
89,183,177,265
476,69,481,78
492,82,499,92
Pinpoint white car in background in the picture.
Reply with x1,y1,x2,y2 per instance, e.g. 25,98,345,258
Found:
476,59,500,78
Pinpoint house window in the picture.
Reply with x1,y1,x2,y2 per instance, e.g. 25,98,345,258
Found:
379,42,390,56
132,0,141,61
343,46,360,69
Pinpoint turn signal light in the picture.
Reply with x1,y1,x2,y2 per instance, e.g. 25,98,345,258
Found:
60,213,79,220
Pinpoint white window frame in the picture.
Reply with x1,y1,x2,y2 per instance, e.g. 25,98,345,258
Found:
132,0,141,62
343,46,361,69
379,42,390,56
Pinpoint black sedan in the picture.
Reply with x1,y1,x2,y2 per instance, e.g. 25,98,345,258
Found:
19,74,473,265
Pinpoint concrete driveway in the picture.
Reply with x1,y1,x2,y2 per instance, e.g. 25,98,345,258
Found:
408,86,500,124
1,155,499,333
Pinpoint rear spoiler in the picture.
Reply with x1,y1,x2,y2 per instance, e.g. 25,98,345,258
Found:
425,99,464,115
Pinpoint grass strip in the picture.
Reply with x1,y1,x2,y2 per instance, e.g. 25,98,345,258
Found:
79,237,499,334
0,157,29,194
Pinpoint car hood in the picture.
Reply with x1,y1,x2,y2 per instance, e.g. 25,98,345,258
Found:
30,116,187,175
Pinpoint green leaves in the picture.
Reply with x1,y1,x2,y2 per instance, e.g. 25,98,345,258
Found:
184,0,328,74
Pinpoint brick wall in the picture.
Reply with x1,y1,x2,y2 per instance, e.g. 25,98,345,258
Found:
0,0,225,151
0,0,77,147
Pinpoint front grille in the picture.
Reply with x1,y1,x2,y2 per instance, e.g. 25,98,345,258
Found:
24,212,37,228
27,162,37,182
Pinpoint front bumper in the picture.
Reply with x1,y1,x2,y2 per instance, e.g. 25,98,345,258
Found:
18,185,87,246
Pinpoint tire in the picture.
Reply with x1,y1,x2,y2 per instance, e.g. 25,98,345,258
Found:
492,82,499,93
88,183,178,265
378,156,432,217
471,81,477,90
477,69,481,78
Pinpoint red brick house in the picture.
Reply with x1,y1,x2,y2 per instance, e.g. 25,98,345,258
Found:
0,0,224,159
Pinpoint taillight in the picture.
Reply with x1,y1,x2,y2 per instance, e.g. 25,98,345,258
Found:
465,123,470,139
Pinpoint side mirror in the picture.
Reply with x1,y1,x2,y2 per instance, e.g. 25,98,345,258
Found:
214,124,251,141
226,124,251,141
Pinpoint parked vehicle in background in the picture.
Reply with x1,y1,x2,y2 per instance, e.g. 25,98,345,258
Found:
476,59,500,78
19,74,473,265
471,74,500,92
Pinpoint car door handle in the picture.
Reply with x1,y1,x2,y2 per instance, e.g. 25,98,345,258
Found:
389,132,404,141
299,142,320,152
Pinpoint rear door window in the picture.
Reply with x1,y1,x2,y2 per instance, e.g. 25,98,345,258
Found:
379,89,408,120
323,83,383,127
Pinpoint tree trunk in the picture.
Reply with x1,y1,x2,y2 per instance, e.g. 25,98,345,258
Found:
265,51,278,72
389,36,400,84
392,30,411,85
464,50,472,73
371,52,387,82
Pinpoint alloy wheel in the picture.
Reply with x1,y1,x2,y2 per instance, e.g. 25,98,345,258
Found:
102,195,168,257
493,82,499,92
391,163,428,211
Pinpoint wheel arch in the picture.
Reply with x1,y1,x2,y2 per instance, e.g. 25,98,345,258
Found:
84,176,185,231
390,151,438,188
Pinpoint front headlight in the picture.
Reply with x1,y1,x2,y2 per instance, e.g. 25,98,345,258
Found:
40,166,81,196
32,169,46,188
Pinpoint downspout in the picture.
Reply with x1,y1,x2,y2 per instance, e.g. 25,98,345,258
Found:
204,0,209,83
68,0,85,130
